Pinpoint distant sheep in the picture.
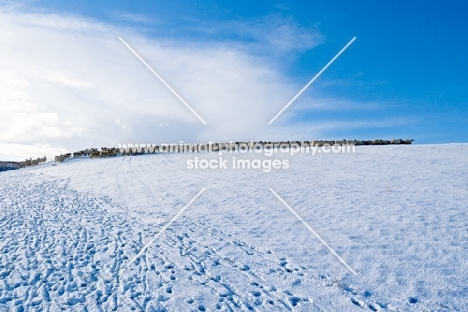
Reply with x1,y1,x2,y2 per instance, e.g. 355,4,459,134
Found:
50,139,414,165
18,156,47,167
89,150,100,158
54,153,71,163
54,155,66,163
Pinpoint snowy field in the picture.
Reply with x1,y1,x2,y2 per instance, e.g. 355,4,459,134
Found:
0,144,467,311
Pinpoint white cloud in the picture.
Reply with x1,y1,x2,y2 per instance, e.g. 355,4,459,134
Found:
275,4,291,11
0,8,402,161
255,16,323,53
191,14,324,55
39,70,95,89
289,98,394,112
110,11,156,24
0,143,69,162
0,9,312,159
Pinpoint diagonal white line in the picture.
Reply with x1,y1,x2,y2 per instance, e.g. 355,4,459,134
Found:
118,36,207,125
121,188,206,272
268,37,356,124
269,188,357,275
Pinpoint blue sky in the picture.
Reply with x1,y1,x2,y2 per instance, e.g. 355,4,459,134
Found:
1,1,467,159
60,0,468,142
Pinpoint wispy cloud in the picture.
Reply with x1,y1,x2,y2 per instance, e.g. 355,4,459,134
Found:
0,9,306,159
274,4,291,11
289,98,395,112
110,11,157,24
0,142,68,161
190,14,325,55
260,116,418,141
0,6,402,160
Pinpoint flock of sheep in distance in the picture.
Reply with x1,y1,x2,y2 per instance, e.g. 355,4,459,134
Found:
54,147,120,163
0,139,414,171
53,139,414,163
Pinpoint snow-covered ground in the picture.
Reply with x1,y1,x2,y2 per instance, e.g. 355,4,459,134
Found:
0,144,467,311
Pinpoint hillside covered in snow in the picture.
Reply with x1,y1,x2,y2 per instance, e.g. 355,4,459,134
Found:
0,144,467,311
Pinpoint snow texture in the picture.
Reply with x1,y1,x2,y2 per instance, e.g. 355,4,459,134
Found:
0,144,467,311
